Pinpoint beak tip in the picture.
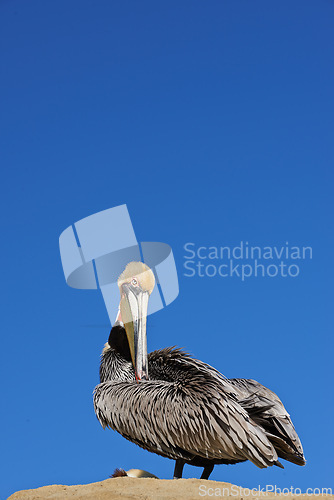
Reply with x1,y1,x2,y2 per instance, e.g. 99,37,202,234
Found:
136,370,148,381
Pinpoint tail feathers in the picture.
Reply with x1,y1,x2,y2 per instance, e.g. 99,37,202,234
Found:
110,468,128,478
267,433,306,466
230,378,306,467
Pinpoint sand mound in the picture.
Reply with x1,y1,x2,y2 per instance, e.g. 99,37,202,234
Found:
7,477,334,500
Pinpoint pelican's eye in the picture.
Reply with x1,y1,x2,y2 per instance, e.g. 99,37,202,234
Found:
131,278,138,286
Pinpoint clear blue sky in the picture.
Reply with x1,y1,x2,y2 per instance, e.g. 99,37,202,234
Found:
1,1,333,498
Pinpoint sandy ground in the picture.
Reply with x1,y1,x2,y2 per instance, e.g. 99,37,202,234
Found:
7,478,334,500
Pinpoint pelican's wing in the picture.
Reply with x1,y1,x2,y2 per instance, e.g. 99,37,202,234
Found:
94,353,279,469
147,348,305,467
228,378,306,466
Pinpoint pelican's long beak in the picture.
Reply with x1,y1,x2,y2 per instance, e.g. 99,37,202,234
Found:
120,284,149,381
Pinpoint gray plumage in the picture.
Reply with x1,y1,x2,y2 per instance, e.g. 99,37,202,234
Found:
94,330,305,478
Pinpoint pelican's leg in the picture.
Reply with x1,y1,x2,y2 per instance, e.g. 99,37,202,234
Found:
173,459,185,479
200,465,214,480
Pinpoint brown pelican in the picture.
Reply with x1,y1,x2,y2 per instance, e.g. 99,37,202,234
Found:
94,262,305,480
111,468,158,478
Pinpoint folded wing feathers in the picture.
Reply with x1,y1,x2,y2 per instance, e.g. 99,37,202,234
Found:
94,353,279,468
228,378,305,465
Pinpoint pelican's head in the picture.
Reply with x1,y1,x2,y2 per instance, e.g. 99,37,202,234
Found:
117,262,155,381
